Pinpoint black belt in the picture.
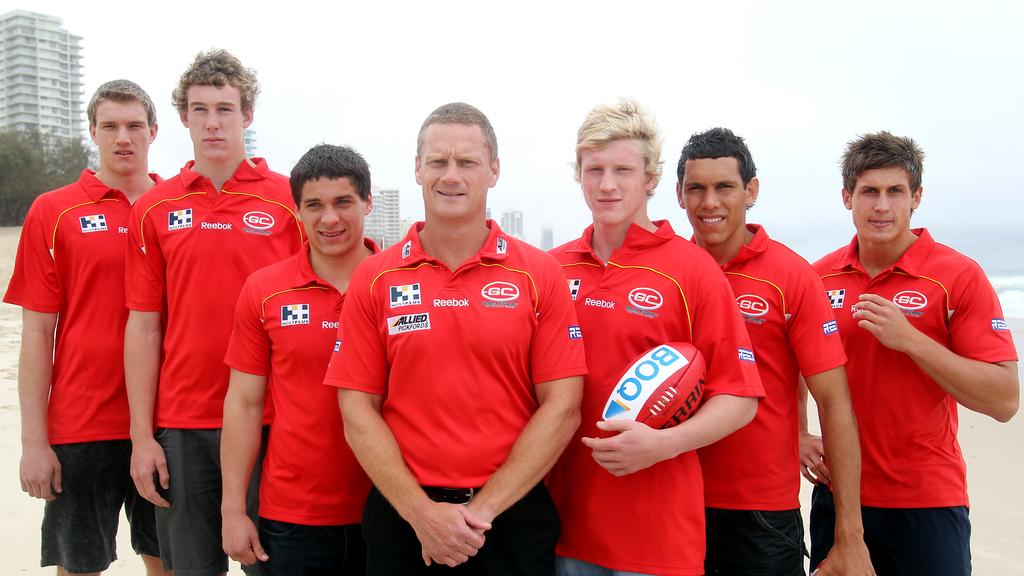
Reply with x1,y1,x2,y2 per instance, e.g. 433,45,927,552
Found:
422,486,480,505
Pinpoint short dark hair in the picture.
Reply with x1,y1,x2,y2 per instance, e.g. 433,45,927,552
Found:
87,79,156,127
676,127,757,186
289,144,372,205
417,102,498,161
841,131,924,193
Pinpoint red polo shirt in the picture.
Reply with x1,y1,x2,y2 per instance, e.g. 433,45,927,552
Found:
698,224,847,510
225,242,376,525
125,158,303,429
547,221,764,576
324,221,587,488
5,170,160,444
814,228,1017,508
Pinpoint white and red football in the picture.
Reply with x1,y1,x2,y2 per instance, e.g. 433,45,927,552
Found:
601,342,706,429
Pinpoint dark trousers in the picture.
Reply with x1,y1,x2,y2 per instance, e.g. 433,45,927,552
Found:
362,484,560,575
258,518,364,576
705,507,806,576
810,484,971,575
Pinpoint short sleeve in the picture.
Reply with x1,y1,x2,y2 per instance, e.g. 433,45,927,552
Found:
224,275,272,376
948,265,1018,363
124,203,166,311
4,199,61,312
324,262,389,393
529,256,588,384
787,265,848,377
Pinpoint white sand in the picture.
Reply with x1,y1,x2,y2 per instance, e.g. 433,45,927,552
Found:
1,224,1022,574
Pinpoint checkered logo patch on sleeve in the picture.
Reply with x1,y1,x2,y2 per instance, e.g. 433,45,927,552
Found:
79,214,108,233
281,303,310,326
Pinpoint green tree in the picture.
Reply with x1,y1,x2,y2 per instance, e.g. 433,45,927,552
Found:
0,130,95,225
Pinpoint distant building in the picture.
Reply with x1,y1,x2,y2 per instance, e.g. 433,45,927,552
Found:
244,128,257,157
500,209,524,239
541,226,554,250
0,10,83,139
365,187,401,248
486,207,493,221
399,217,416,239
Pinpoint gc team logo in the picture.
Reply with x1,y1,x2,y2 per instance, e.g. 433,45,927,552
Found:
736,294,769,317
893,290,927,311
481,281,519,302
79,214,108,233
242,211,275,230
628,287,664,311
281,304,310,326
168,208,193,230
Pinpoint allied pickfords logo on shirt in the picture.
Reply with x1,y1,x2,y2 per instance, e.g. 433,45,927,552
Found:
736,294,769,324
827,289,845,309
241,211,275,236
626,287,662,319
567,279,582,301
168,208,193,230
481,281,520,309
390,283,421,308
281,304,310,326
79,214,108,233
893,290,927,317
387,313,431,335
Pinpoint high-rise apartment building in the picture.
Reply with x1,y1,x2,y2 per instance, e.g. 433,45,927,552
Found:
500,209,524,239
364,187,401,248
541,226,554,250
244,128,257,157
0,10,83,139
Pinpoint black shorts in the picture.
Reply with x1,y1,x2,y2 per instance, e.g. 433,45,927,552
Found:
810,484,972,575
41,440,159,573
362,483,560,575
257,517,364,575
704,507,806,576
155,427,265,576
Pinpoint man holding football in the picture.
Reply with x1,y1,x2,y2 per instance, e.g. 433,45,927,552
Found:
546,100,764,576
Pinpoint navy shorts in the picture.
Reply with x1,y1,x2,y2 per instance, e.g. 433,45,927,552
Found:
705,507,807,576
810,484,971,575
155,427,265,576
257,517,364,575
41,440,159,573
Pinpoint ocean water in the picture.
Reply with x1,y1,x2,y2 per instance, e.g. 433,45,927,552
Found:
992,275,1024,319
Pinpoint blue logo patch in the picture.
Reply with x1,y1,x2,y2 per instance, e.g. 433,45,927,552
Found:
738,348,756,363
389,283,421,308
992,318,1009,331
333,339,342,352
823,320,838,335
568,325,583,340
281,304,310,326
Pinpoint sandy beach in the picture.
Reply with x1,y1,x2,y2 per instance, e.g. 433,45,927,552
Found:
1,224,1022,574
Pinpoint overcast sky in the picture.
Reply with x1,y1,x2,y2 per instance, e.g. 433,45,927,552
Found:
8,0,1022,273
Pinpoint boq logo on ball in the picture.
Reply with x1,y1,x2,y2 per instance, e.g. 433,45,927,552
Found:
601,342,706,430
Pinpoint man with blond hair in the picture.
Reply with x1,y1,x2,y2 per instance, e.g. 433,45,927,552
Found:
330,102,587,575
546,100,764,576
6,80,167,575
125,49,303,576
808,132,1018,575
